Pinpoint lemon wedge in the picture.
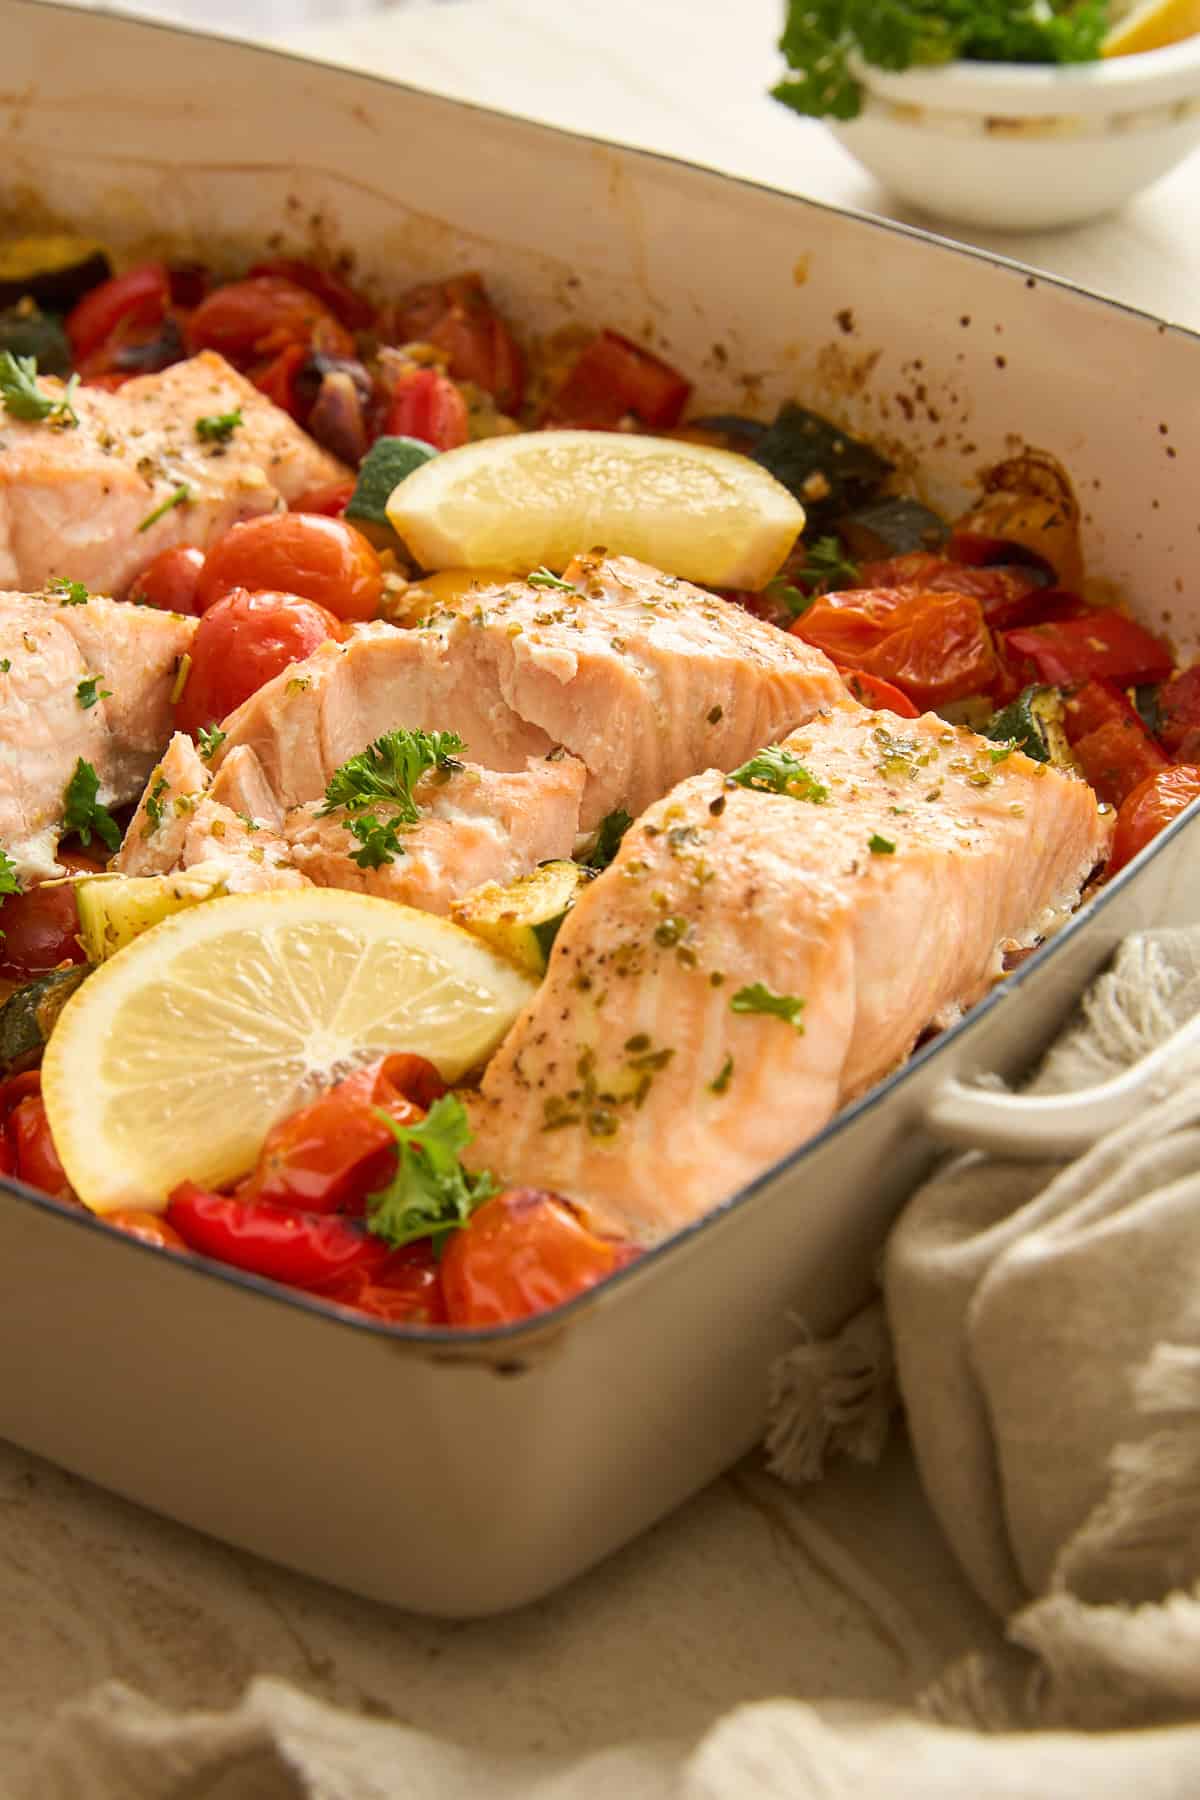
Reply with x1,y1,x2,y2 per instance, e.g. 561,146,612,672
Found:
41,889,535,1213
1103,0,1200,55
385,430,805,591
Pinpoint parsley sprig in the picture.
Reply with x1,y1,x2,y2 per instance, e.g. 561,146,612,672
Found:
0,849,20,899
46,577,89,606
731,746,829,804
197,724,227,762
730,983,807,1032
0,352,80,427
76,676,112,711
765,536,860,617
138,485,192,533
319,728,466,870
773,2,1109,123
527,567,577,592
195,407,243,444
365,1095,497,1252
62,758,121,853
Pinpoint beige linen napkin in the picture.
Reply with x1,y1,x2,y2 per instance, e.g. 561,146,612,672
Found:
19,929,1200,1796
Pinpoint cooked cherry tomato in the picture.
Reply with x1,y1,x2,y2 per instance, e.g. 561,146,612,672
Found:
386,273,525,414
837,667,921,718
792,588,996,710
167,1184,395,1291
1003,610,1173,689
245,1054,445,1214
66,262,171,361
540,329,691,431
323,1243,447,1326
249,342,308,419
1109,765,1200,876
186,276,354,367
9,1090,71,1199
0,850,103,982
174,589,343,736
289,480,356,518
383,365,470,451
855,552,1046,631
1063,679,1169,809
106,1209,189,1251
440,1188,638,1327
248,259,375,331
126,546,205,615
1155,667,1200,762
195,514,383,624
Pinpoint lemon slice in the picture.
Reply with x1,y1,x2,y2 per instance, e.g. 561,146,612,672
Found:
41,889,535,1214
1103,0,1200,55
385,430,805,591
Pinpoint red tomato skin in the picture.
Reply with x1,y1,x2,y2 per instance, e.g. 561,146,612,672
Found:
386,273,525,414
245,1054,445,1215
440,1188,638,1328
1156,667,1200,758
855,552,1046,631
66,262,170,361
10,1093,71,1199
323,1243,447,1326
1003,610,1174,689
792,588,996,710
289,480,356,518
166,1185,394,1291
174,589,344,736
1109,765,1200,875
836,667,921,718
247,259,376,331
126,546,205,615
0,851,102,982
185,275,354,366
249,342,308,419
540,329,691,431
195,515,383,624
383,366,470,451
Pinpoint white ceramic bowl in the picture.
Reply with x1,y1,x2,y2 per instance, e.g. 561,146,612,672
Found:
831,35,1200,230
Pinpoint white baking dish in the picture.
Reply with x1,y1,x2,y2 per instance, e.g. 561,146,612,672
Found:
2,0,1199,1618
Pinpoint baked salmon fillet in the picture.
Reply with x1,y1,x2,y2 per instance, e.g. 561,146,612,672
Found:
464,706,1112,1242
0,351,345,597
0,590,196,878
117,734,586,916
214,554,846,828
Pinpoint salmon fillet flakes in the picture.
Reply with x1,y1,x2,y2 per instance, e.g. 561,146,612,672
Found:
464,706,1112,1243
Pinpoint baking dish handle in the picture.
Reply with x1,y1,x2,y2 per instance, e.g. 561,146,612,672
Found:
924,1008,1200,1159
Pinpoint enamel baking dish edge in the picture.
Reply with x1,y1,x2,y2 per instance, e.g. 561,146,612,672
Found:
1,0,1198,1617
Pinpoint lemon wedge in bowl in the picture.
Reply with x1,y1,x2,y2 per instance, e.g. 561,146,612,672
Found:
385,430,805,591
1103,0,1200,55
41,889,535,1214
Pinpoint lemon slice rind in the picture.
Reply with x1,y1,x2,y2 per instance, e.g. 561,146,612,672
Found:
385,429,805,591
41,888,535,1214
1103,0,1200,56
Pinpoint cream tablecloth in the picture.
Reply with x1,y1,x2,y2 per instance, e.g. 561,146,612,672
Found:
7,0,1200,1788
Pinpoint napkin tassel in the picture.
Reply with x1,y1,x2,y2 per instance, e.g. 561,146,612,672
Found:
765,1300,897,1484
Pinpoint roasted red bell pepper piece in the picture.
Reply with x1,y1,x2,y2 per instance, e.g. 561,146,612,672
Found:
383,365,469,450
540,329,691,431
166,1185,396,1292
244,1054,445,1215
836,666,920,717
66,262,171,361
249,343,308,420
1003,610,1173,689
1155,666,1200,762
323,1242,447,1326
1062,679,1169,809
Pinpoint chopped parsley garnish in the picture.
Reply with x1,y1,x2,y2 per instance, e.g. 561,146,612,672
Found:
527,567,577,592
580,807,633,871
731,746,828,804
319,728,466,869
0,660,10,674
347,813,406,870
137,484,192,533
763,575,812,618
197,724,227,761
709,1053,735,1095
365,1095,497,1253
0,849,20,898
868,833,896,855
194,406,243,443
144,774,169,833
75,676,111,711
796,535,860,591
62,758,120,852
0,352,80,427
47,577,89,606
730,983,806,1032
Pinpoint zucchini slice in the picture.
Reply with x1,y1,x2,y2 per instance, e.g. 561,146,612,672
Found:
453,861,593,976
986,685,1072,767
0,965,90,1078
75,868,225,964
0,236,111,312
839,496,948,561
345,435,439,547
0,304,72,376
